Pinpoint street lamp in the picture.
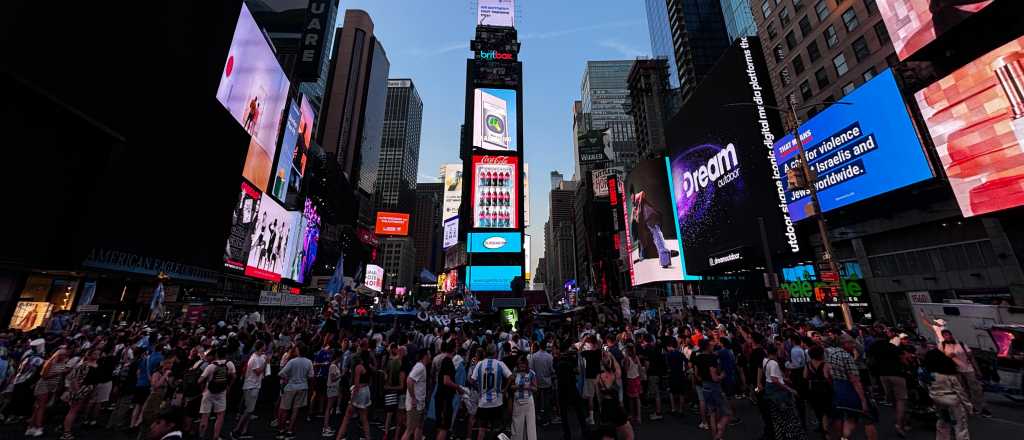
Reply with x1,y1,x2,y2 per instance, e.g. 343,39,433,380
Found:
726,97,855,330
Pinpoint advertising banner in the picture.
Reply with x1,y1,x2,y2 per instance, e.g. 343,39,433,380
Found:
216,4,291,186
468,232,522,253
364,264,384,292
472,88,518,151
773,70,932,221
523,163,530,226
225,180,262,271
624,159,694,286
443,216,460,249
375,212,410,236
471,155,518,229
878,0,994,60
914,36,1024,217
466,265,521,291
477,0,515,28
524,235,531,282
668,37,798,275
244,193,297,282
294,0,331,81
578,129,611,164
272,96,315,202
259,291,316,307
592,167,624,197
441,163,463,220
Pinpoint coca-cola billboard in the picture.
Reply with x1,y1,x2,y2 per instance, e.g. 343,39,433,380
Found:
471,155,518,229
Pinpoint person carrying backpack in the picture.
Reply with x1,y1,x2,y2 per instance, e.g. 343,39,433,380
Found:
198,348,235,440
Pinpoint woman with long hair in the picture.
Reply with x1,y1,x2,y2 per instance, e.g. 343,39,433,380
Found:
27,347,69,437
759,344,805,440
922,349,972,440
597,351,633,440
622,344,644,424
336,348,372,440
60,347,101,440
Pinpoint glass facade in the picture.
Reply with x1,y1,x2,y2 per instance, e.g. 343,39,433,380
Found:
645,0,680,88
375,78,423,211
720,0,757,40
357,39,389,196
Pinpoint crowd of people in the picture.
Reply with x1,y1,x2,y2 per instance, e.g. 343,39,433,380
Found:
0,295,999,440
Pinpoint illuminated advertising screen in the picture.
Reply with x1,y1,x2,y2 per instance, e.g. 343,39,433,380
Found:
471,155,518,229
473,88,518,151
773,70,933,221
442,216,459,249
524,235,531,281
523,164,530,226
468,232,522,253
878,0,994,60
477,0,515,27
441,163,463,220
245,193,298,282
271,96,315,201
216,3,291,191
592,167,624,197
365,264,384,292
288,198,320,283
280,211,303,279
914,35,1024,217
668,37,798,274
224,180,262,271
623,159,695,286
375,212,410,236
466,265,521,291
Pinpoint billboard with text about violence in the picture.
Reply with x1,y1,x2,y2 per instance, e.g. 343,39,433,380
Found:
375,212,410,236
773,69,932,221
473,88,518,151
914,35,1024,217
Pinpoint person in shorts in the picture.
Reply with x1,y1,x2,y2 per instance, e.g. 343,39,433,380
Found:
321,350,342,437
579,336,602,425
471,347,513,440
695,339,732,439
382,344,406,440
277,344,313,440
231,341,266,440
198,348,235,440
400,349,430,440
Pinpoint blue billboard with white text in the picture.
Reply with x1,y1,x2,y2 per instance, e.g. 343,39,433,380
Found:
466,265,521,291
468,232,522,253
773,69,932,221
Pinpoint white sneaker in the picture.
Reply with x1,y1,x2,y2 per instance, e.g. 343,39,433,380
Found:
321,428,335,437
650,414,663,421
698,422,709,430
585,416,595,425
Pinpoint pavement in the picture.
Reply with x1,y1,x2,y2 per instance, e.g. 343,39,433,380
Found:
3,391,1022,440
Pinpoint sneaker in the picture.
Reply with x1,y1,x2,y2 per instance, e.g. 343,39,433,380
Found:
729,417,743,426
322,428,335,437
60,433,75,440
650,414,663,421
981,409,993,418
285,432,296,440
698,422,709,430
275,431,287,440
270,419,279,428
585,416,595,425
549,416,562,425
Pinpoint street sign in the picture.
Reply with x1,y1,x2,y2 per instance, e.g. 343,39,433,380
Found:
820,271,839,282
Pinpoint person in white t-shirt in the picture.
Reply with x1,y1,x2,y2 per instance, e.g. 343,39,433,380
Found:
198,348,236,440
400,349,430,440
231,341,266,440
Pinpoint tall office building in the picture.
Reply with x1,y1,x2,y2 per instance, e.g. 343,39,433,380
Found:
644,0,680,88
412,183,443,275
662,0,732,102
374,79,424,211
380,237,416,291
752,0,895,121
579,61,639,174
546,180,578,298
720,0,758,40
627,58,673,159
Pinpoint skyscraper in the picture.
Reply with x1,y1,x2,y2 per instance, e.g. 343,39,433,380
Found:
579,61,638,174
644,0,680,88
627,58,673,159
374,79,424,211
660,0,732,102
412,182,443,275
720,0,758,41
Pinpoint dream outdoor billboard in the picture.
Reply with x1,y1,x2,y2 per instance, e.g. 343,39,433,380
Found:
668,37,798,274
914,35,1024,217
773,69,933,221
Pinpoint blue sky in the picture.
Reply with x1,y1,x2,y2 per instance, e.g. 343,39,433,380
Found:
335,0,651,277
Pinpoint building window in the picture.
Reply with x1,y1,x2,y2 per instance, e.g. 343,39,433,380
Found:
800,80,813,100
780,6,791,26
864,0,878,15
767,21,779,40
807,40,821,61
774,44,786,62
793,53,806,74
863,66,877,81
798,16,812,37
842,8,859,31
762,0,773,18
793,0,804,10
785,31,798,50
852,36,871,61
814,0,829,20
833,52,849,76
780,68,792,86
842,82,856,95
815,67,830,88
874,21,891,45
824,25,839,48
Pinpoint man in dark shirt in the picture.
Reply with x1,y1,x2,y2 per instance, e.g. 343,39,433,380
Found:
434,342,459,440
641,336,666,420
579,338,602,424
665,339,688,415
869,339,908,435
555,343,588,440
694,339,732,438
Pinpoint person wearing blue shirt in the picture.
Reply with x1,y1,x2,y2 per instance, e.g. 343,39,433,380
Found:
470,347,511,440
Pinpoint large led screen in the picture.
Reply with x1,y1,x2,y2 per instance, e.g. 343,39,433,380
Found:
914,35,1024,217
669,37,799,275
473,88,518,151
442,216,459,249
878,0,994,60
216,3,291,167
225,180,262,271
286,198,320,283
271,96,314,202
244,193,297,282
442,163,463,220
468,232,522,253
375,212,410,236
472,155,518,229
477,0,515,27
365,264,384,292
773,70,932,221
623,159,694,286
466,265,521,291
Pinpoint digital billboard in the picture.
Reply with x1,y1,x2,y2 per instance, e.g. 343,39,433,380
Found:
466,265,521,291
272,96,315,202
623,159,695,286
245,193,298,282
471,155,518,229
472,88,518,151
773,70,933,221
468,232,522,253
441,163,463,220
477,0,515,28
365,264,384,292
241,137,274,192
592,167,624,197
443,216,460,249
289,198,320,283
878,0,994,60
216,3,291,159
374,212,410,236
914,35,1024,217
523,164,530,226
225,180,262,271
668,37,798,274
524,235,531,282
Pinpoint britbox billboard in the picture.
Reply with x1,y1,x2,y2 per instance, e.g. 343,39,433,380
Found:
668,37,798,274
